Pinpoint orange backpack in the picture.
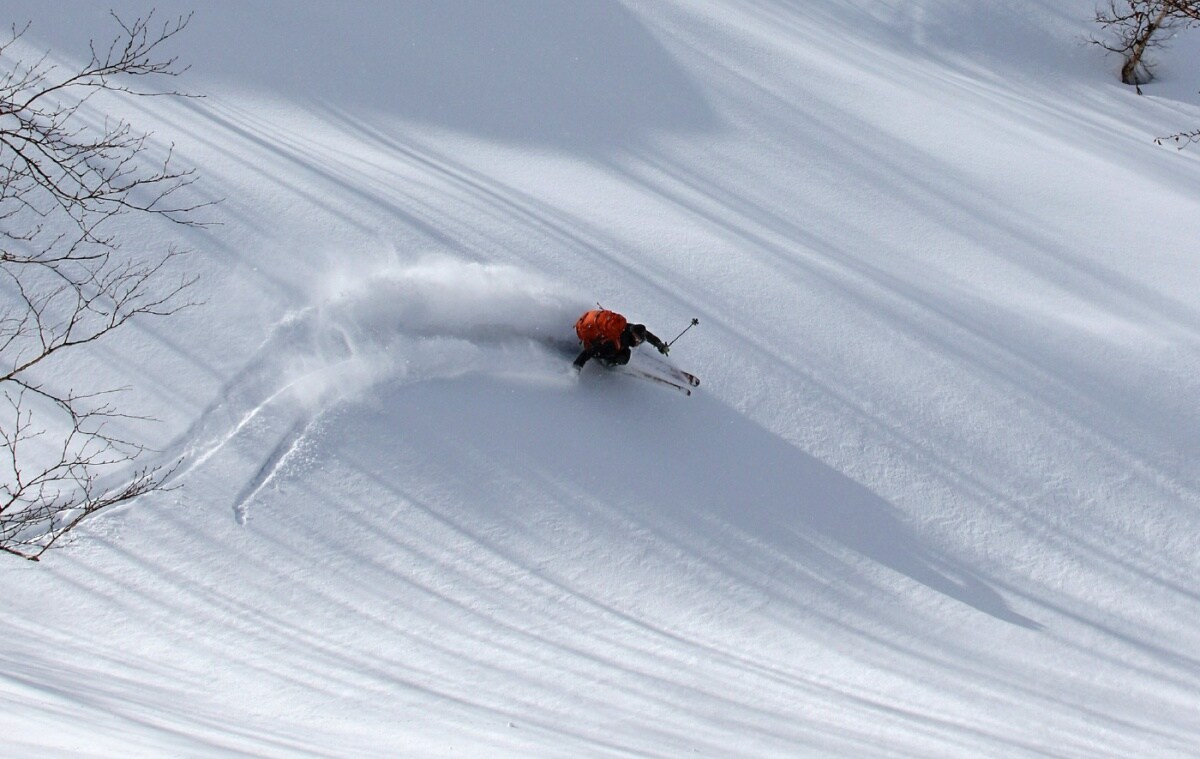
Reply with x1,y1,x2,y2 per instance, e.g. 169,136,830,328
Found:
575,309,627,348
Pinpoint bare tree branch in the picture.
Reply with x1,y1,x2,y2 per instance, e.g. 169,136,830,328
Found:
0,11,205,560
1091,1,1200,86
1155,127,1200,148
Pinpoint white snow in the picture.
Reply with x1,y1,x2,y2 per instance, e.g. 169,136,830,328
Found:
3,1,1200,756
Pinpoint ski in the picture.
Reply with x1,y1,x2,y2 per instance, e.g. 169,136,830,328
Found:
671,367,701,388
631,353,700,388
618,365,693,396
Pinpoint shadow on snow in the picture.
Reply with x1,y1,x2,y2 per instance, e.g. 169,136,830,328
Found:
353,371,1042,630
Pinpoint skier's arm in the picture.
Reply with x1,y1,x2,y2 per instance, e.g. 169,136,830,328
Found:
573,347,595,370
643,329,669,355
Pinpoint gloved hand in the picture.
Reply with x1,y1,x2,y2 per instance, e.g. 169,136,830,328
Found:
658,343,670,356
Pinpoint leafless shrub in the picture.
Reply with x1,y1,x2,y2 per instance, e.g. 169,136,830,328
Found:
0,12,206,560
1091,1,1200,86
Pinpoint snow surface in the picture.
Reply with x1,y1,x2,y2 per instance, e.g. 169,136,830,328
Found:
3,1,1200,756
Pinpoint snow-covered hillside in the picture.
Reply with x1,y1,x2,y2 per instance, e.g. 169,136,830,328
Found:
4,1,1200,756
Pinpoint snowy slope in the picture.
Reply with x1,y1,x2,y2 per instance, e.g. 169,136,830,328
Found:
4,1,1200,756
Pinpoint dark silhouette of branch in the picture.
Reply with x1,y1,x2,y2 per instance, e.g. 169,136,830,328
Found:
1155,128,1200,148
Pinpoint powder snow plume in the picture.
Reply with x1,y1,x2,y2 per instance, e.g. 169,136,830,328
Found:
293,256,591,397
159,256,588,520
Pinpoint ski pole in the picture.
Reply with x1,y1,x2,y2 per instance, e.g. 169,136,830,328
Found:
667,318,699,348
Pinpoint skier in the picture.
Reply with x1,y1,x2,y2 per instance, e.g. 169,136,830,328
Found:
573,308,669,370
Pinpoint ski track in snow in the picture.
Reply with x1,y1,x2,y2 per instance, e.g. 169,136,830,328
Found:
231,417,310,525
